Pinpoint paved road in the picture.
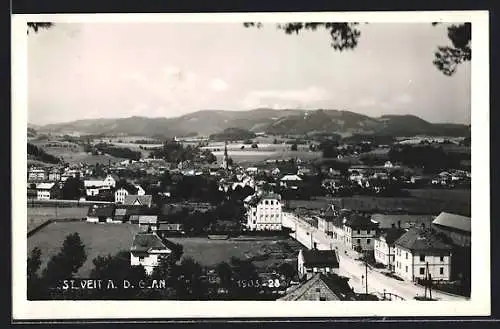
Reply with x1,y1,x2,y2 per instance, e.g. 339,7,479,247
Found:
282,212,468,301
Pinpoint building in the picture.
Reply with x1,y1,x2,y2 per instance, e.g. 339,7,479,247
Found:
298,249,340,280
343,213,379,251
48,168,62,182
103,174,117,188
157,223,184,237
114,185,138,204
432,212,471,247
279,273,356,301
394,227,453,282
280,174,302,188
138,215,159,232
243,192,283,231
123,195,153,208
318,205,339,235
84,180,110,197
86,205,116,223
35,182,59,200
28,168,47,182
130,232,172,275
374,226,407,271
114,207,128,222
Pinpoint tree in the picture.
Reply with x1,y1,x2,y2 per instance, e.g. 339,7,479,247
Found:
244,22,470,76
215,261,233,289
27,247,44,300
61,177,84,200
42,233,87,286
177,257,208,300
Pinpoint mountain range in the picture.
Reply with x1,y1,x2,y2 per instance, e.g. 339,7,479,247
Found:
35,109,470,138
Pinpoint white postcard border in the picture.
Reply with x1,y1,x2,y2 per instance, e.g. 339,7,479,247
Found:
12,11,490,320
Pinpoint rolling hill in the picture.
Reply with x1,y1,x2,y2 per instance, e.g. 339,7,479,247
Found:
36,109,470,138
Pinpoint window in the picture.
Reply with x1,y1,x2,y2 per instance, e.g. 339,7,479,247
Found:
357,230,360,234
405,252,408,259
420,267,425,275
367,239,371,245
405,266,408,273
357,239,361,244
139,256,145,262
316,288,321,292
440,256,444,262
319,296,327,301
367,230,371,235
420,254,425,262
265,200,269,205
440,267,444,275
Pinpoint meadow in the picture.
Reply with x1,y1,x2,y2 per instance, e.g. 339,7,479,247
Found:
28,222,142,277
27,206,89,231
167,237,302,269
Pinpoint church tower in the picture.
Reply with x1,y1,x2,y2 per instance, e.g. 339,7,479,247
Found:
222,141,229,170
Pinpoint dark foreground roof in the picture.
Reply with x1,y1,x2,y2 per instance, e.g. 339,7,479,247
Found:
279,273,355,301
301,249,339,268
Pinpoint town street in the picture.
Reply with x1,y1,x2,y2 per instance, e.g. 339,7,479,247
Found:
282,212,468,301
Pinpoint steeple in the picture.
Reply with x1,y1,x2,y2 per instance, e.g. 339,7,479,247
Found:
222,140,229,170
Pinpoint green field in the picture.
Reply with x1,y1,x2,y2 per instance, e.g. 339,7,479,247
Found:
167,237,302,269
30,140,129,165
27,206,89,231
28,222,141,277
289,188,471,216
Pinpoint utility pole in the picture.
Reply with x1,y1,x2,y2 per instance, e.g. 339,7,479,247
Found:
365,253,368,294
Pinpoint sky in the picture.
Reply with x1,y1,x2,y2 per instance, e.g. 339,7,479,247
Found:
27,22,471,125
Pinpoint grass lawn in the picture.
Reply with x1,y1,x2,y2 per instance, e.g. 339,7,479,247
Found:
292,192,470,215
28,222,141,277
27,207,89,231
167,237,303,269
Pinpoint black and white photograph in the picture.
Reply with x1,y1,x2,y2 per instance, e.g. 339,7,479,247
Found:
12,11,490,320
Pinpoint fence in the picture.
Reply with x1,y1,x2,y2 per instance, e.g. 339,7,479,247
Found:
381,291,405,301
27,199,113,208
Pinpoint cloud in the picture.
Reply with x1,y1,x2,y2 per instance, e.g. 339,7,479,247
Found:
210,78,229,91
242,86,330,109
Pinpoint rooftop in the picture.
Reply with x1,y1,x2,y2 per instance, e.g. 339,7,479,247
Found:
432,212,471,233
395,227,452,252
130,232,170,253
124,195,153,207
279,273,355,301
301,249,339,268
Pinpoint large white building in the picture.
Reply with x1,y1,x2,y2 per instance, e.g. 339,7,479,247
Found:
130,232,172,275
244,192,283,231
393,228,453,282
